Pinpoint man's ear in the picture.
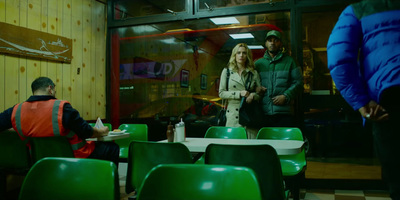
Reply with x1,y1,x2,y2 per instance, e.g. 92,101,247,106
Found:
47,85,53,95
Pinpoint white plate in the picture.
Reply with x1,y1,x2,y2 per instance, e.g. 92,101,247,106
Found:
109,131,126,135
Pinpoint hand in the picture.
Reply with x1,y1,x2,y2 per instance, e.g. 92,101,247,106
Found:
241,90,250,98
272,95,286,105
256,86,267,95
92,126,109,138
246,93,255,103
358,100,389,122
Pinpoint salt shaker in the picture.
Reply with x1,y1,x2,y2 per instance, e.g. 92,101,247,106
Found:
174,119,186,142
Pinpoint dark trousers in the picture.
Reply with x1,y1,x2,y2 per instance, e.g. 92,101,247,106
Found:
88,141,120,167
372,86,400,199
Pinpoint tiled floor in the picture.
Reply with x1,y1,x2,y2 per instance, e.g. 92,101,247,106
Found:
118,160,391,200
296,189,390,200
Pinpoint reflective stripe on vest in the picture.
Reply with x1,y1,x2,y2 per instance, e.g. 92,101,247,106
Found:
52,100,61,136
65,131,86,151
14,103,26,139
71,141,86,150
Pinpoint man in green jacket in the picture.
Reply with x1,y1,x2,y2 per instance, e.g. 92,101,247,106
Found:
255,30,303,127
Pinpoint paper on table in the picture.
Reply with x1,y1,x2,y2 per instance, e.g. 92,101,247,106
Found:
94,117,104,129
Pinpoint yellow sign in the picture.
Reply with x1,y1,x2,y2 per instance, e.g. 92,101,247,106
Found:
0,22,72,63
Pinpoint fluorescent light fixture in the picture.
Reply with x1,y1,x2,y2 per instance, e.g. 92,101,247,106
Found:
248,45,264,49
229,33,254,39
210,17,240,25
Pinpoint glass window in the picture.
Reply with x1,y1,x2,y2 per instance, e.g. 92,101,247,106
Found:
112,12,290,138
199,0,286,10
114,0,186,19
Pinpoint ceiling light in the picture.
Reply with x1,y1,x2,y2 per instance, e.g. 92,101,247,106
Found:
229,33,254,39
248,45,264,49
210,17,239,25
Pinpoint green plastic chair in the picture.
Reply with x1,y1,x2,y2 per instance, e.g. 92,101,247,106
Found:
126,141,193,194
18,157,119,200
115,124,148,161
195,126,247,164
204,126,247,139
0,130,31,172
29,136,75,164
0,130,31,197
88,122,112,131
205,144,288,200
257,127,307,200
137,164,262,200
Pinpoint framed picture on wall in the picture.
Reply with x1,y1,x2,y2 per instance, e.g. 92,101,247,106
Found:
215,78,220,92
201,74,207,90
180,69,189,88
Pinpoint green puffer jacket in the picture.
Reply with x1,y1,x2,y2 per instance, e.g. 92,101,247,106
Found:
255,51,303,115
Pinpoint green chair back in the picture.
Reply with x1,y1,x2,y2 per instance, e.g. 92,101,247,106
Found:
18,157,119,200
0,130,31,172
29,136,75,164
115,124,148,160
126,141,193,194
205,126,247,139
88,122,112,131
257,127,303,141
195,126,247,164
256,127,307,176
257,127,307,200
205,144,287,200
137,164,262,200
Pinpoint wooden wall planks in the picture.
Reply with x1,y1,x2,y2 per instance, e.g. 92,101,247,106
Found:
0,0,107,120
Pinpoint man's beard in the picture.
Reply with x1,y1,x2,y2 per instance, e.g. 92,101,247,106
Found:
268,50,279,55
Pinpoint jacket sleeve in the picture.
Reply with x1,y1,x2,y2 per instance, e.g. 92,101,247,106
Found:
219,68,241,100
283,60,303,102
62,103,94,139
0,107,14,132
327,5,369,110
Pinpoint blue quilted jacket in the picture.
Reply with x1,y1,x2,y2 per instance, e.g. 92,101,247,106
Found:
327,0,400,110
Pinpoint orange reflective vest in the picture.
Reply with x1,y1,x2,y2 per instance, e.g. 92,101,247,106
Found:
11,99,95,158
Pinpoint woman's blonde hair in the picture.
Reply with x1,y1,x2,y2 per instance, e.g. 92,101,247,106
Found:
227,43,255,71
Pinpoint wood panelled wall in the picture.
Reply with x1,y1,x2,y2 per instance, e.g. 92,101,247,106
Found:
0,0,107,121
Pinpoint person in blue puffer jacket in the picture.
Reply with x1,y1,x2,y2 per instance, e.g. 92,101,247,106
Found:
327,0,400,198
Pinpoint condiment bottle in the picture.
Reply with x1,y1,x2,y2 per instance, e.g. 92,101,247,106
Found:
166,122,174,142
175,119,186,142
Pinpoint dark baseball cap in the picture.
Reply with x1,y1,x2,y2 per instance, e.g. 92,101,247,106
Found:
265,30,282,40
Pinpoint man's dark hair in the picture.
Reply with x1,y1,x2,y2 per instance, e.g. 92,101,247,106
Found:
31,77,55,93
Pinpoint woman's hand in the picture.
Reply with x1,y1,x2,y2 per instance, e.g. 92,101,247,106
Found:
241,90,250,98
246,93,255,103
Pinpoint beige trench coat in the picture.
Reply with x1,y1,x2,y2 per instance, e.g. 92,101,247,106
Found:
218,67,261,128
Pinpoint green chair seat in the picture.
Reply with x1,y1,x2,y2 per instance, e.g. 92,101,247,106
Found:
18,157,119,200
115,124,148,161
126,141,193,194
137,164,262,200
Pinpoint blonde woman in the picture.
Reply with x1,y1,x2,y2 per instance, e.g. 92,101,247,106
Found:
219,43,261,139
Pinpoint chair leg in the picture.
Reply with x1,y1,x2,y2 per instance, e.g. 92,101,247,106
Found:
285,172,305,200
